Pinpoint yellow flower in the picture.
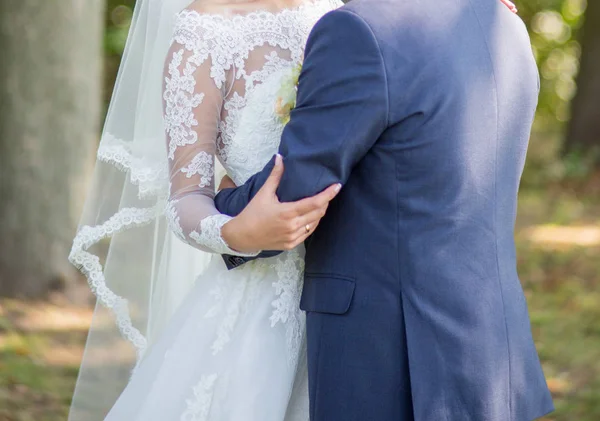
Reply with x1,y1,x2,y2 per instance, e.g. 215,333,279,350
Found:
275,63,302,125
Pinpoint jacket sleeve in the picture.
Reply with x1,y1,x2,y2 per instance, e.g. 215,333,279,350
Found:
215,9,389,267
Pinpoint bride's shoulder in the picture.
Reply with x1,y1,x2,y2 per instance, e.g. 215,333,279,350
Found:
171,1,240,47
173,0,343,42
180,0,342,21
175,1,230,24
173,0,265,37
183,0,235,17
174,1,242,28
180,0,266,21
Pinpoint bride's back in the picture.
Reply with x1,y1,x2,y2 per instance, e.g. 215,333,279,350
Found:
166,0,340,184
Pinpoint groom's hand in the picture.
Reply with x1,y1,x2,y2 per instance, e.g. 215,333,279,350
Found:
221,155,341,253
500,0,518,13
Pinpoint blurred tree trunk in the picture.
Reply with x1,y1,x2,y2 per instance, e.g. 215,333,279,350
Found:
565,0,600,165
0,1,104,298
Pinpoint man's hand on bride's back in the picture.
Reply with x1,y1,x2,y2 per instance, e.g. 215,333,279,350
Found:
221,154,341,253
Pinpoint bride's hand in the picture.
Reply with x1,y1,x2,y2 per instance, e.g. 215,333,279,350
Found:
222,155,341,253
219,175,237,191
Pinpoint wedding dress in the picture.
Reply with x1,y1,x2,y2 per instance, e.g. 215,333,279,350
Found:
97,1,341,419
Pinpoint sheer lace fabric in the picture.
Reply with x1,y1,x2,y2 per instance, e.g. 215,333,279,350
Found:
163,3,338,256
85,1,343,420
163,14,245,255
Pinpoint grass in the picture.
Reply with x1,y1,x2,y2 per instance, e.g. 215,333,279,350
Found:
516,189,600,420
0,300,90,421
0,188,599,420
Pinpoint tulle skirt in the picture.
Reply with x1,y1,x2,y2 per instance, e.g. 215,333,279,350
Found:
104,250,309,421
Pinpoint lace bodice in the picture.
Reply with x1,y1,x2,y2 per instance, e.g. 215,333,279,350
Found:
163,0,341,255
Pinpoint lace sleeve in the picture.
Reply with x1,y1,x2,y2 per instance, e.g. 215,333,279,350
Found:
163,15,258,256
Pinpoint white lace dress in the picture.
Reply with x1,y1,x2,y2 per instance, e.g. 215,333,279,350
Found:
104,1,341,420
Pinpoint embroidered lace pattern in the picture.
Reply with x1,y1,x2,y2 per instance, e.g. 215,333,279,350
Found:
271,250,306,368
70,0,341,381
180,374,219,421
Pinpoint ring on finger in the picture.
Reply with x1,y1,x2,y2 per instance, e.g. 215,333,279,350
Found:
305,224,311,233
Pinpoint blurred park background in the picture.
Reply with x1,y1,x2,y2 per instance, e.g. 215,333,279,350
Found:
0,0,599,419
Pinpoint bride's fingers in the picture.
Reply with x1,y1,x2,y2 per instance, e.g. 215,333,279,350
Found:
288,183,341,217
287,218,322,249
279,204,329,249
295,205,328,230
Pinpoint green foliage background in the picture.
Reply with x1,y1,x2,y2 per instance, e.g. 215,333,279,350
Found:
516,0,592,187
5,2,596,421
103,0,590,187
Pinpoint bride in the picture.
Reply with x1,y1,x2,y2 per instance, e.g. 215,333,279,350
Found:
69,0,342,419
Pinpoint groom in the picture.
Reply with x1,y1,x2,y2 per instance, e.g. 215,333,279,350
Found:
216,0,554,419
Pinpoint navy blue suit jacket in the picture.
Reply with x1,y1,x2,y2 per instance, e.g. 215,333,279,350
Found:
216,0,554,419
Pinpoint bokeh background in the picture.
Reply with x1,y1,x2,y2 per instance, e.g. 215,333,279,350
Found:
0,0,599,419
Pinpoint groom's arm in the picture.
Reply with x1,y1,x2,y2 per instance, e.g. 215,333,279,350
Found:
217,9,388,213
216,10,388,267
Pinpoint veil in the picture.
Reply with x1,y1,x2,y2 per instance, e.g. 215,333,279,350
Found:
68,0,225,417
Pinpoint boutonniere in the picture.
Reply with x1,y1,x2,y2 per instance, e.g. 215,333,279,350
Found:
275,62,302,125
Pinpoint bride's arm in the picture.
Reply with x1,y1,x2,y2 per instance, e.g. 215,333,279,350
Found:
163,18,258,257
215,9,388,218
